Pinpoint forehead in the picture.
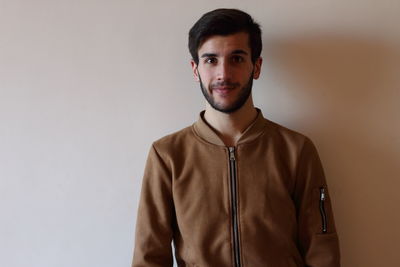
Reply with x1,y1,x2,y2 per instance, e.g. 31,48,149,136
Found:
198,32,251,55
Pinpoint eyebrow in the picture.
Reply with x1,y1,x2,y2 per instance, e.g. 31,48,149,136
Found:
200,49,249,58
200,53,217,58
231,49,248,55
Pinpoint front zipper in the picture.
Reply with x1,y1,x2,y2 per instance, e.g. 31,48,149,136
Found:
228,147,241,267
319,187,328,234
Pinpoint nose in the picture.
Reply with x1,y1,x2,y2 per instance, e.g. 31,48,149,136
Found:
216,59,232,81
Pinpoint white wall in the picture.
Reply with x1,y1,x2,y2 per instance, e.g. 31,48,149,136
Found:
1,1,399,266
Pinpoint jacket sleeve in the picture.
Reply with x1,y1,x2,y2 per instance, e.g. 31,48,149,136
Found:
132,144,174,267
294,138,341,267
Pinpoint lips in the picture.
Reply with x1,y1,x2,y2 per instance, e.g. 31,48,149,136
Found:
213,86,232,90
211,83,238,96
212,85,235,91
212,87,234,96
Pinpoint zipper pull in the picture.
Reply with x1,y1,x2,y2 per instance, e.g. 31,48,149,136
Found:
319,187,328,233
229,147,235,161
320,187,325,201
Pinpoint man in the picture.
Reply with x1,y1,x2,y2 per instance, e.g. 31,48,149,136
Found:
132,8,340,267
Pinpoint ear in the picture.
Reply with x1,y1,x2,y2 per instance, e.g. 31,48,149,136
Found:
191,60,200,82
253,57,263,80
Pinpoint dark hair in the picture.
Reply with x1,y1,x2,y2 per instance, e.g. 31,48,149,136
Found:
188,8,262,64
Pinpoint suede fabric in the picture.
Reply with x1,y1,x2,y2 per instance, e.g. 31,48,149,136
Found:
132,109,340,267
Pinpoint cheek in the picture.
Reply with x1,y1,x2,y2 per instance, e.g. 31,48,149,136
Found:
198,70,213,84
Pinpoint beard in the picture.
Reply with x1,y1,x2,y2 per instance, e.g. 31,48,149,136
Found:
198,71,254,114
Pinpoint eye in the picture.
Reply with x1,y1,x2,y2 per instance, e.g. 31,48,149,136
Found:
231,55,244,63
204,57,217,64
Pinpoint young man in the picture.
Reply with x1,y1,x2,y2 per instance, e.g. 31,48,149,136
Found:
132,9,340,267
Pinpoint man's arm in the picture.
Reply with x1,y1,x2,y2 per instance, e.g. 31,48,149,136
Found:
294,138,341,267
132,144,174,267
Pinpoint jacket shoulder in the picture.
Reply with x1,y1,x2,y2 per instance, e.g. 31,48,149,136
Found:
151,124,196,155
262,118,321,162
264,119,311,146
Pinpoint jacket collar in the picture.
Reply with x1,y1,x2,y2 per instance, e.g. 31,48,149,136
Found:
193,108,269,146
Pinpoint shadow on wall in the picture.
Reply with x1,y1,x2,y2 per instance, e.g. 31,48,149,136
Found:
264,35,400,267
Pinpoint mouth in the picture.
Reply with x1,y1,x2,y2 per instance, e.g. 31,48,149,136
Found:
212,87,234,96
212,84,236,92
214,86,232,90
213,85,232,90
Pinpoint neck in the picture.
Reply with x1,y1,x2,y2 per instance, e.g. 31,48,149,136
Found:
203,97,258,147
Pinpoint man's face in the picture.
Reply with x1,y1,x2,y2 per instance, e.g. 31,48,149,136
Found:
191,32,262,113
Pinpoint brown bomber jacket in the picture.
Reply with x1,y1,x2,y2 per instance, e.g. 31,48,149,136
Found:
132,109,340,267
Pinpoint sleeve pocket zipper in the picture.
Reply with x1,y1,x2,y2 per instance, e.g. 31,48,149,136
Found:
319,187,328,234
